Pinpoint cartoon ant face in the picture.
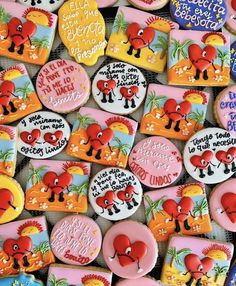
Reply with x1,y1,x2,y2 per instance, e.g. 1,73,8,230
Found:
117,185,139,210
190,150,215,178
20,129,41,146
216,147,236,174
44,131,63,146
0,188,17,217
0,80,17,116
119,86,139,109
96,191,120,216
97,80,116,103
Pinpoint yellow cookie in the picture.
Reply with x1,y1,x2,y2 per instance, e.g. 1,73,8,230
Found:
58,0,107,66
0,175,24,224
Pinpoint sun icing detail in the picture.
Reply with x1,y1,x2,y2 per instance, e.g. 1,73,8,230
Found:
62,162,89,175
145,16,175,33
22,8,53,27
0,126,15,140
17,221,43,236
0,66,24,81
183,90,208,105
176,184,204,197
81,274,110,286
201,32,226,46
202,244,232,261
106,117,134,135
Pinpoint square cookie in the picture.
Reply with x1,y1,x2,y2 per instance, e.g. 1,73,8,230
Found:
0,64,42,124
161,235,234,286
168,30,231,86
0,125,17,177
25,160,91,213
67,107,138,168
140,84,209,140
0,216,55,276
106,6,179,73
144,183,212,242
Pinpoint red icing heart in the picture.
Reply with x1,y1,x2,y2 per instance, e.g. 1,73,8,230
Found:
97,80,116,95
20,129,41,146
126,23,155,50
96,191,115,209
188,44,217,72
162,197,194,222
113,234,147,267
120,86,139,100
117,185,135,202
43,171,73,195
0,189,14,217
8,17,37,46
216,147,236,164
0,80,15,106
184,254,214,280
164,99,192,122
44,131,63,146
190,150,214,169
86,123,113,151
221,192,236,223
232,0,236,11
3,236,32,260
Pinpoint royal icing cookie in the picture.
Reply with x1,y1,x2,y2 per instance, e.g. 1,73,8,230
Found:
36,59,90,113
96,0,117,8
183,128,236,184
116,277,162,286
50,215,102,266
106,7,179,73
58,0,107,66
0,216,54,276
89,167,143,221
209,179,236,232
140,84,209,140
144,183,212,242
129,136,182,188
225,262,236,286
0,65,42,124
0,174,24,224
48,263,113,286
128,0,169,11
17,0,65,12
0,2,57,65
0,273,43,286
214,85,236,137
168,30,231,86
225,0,236,34
231,41,236,81
170,0,227,31
17,111,71,159
25,160,91,213
161,235,234,286
92,62,147,115
67,107,137,168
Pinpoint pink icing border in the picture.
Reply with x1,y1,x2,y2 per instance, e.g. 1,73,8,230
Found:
116,277,159,286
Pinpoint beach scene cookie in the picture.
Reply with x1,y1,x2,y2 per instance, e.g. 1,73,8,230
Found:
140,84,209,140
92,62,147,115
89,167,143,221
0,273,43,286
168,30,231,86
129,136,182,188
106,6,179,73
128,0,169,11
116,277,161,285
17,0,65,12
225,0,236,34
231,41,236,81
96,0,118,8
103,220,158,279
25,160,91,213
50,215,102,266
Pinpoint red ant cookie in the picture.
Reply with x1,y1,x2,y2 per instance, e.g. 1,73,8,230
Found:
183,128,236,184
18,0,65,12
92,62,147,115
103,220,158,279
210,179,236,232
129,136,182,188
128,0,169,11
225,0,236,34
116,277,163,286
17,111,71,159
89,167,143,221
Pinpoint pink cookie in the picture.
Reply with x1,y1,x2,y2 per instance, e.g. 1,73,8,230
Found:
210,179,236,232
50,215,102,266
116,277,161,285
128,0,169,11
102,220,158,279
36,59,90,113
225,0,236,34
96,0,117,8
128,136,182,188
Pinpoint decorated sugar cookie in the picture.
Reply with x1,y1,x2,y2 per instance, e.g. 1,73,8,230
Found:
17,0,65,12
92,62,147,115
0,273,43,286
0,216,54,276
47,263,112,286
89,167,143,221
0,2,57,65
140,84,209,140
50,215,102,266
25,160,91,213
0,175,24,224
36,59,90,113
183,128,236,184
129,136,182,188
225,0,236,34
231,41,236,81
96,0,118,8
161,235,234,286
106,7,179,73
144,183,212,242
128,0,169,11
116,277,162,286
168,30,231,86
17,111,71,159
225,261,236,286
67,107,137,168
0,65,42,124
59,0,107,66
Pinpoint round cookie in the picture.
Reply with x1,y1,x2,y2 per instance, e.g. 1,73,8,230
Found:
225,262,236,286
50,215,102,265
128,136,182,188
102,220,158,279
231,41,236,81
89,167,143,221
170,0,227,31
17,111,71,159
0,174,24,224
209,179,236,232
92,62,147,115
17,0,64,12
116,277,162,285
128,0,169,11
214,85,236,137
225,0,236,34
36,59,90,113
183,128,236,184
96,0,118,8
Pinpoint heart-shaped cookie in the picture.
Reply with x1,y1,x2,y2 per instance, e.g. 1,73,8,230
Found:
0,80,15,106
44,131,63,146
221,192,236,223
96,191,115,208
120,86,139,100
190,150,214,169
164,99,192,122
3,236,32,259
0,189,14,217
97,80,116,95
117,185,135,202
20,129,41,146
43,171,73,195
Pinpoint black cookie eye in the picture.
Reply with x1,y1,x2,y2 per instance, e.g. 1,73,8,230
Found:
104,82,108,88
13,244,19,251
128,89,132,94
50,135,56,141
202,51,207,57
54,178,59,185
125,247,131,255
198,264,203,271
177,206,182,213
201,159,206,165
16,25,22,32
28,135,32,140
97,132,102,138
125,192,130,198
176,105,180,111
227,154,232,160
104,199,109,205
138,29,143,36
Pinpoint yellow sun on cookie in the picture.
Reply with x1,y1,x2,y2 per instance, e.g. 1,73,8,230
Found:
183,90,208,105
202,244,232,261
202,32,226,46
106,117,134,135
1,66,24,81
145,16,175,33
62,162,89,175
23,8,53,27
177,184,204,197
81,274,110,286
0,126,15,140
17,221,43,236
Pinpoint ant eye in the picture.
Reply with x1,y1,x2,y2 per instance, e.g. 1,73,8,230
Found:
104,199,109,205
201,159,206,165
16,25,22,32
27,135,32,140
125,247,131,255
54,178,59,185
176,105,180,111
177,206,182,213
97,132,102,138
202,51,207,57
198,264,203,271
138,29,143,36
50,135,56,141
13,244,19,251
227,154,232,160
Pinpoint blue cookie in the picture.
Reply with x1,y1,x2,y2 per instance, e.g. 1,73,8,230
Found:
0,273,43,286
225,262,236,286
231,41,236,81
